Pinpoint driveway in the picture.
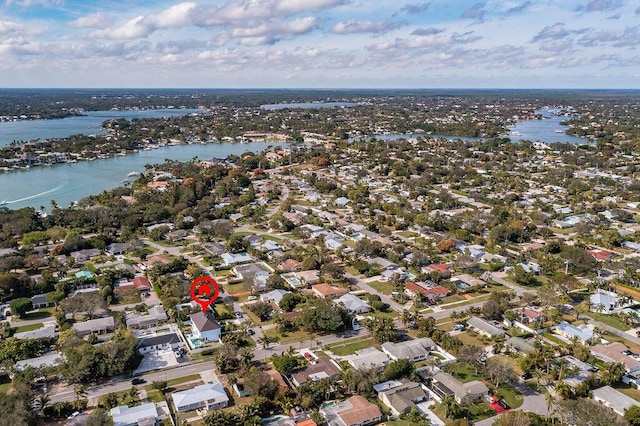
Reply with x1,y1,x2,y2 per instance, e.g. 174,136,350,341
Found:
474,383,548,426
134,350,178,374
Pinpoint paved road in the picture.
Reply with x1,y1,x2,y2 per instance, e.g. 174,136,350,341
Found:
345,272,406,312
50,360,218,404
487,272,536,297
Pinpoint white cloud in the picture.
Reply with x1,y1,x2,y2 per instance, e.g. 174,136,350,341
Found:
332,19,402,34
5,0,62,8
274,0,348,14
68,12,110,29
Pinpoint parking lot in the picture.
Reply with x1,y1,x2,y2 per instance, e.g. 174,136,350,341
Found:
134,350,179,374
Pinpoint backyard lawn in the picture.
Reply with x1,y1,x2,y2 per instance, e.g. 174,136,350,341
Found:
12,322,44,333
367,280,395,295
263,328,317,345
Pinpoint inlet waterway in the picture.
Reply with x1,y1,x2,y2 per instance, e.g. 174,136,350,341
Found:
0,106,583,211
0,142,285,210
0,109,204,148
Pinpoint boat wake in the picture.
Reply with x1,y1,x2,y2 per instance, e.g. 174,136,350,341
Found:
5,183,65,204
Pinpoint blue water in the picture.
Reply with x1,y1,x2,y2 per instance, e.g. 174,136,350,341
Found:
0,109,204,147
350,107,587,144
0,142,284,210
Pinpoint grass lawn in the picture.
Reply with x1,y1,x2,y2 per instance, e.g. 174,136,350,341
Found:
370,309,399,319
455,331,490,348
144,374,201,393
601,332,640,354
214,304,235,320
442,293,492,308
445,362,483,383
325,337,378,356
12,322,44,333
542,332,567,346
441,294,466,304
223,282,251,295
20,309,53,320
281,233,302,240
240,306,270,326
114,288,142,305
145,389,166,403
261,235,283,242
397,231,417,238
586,311,629,331
0,382,11,394
230,231,253,238
493,385,524,409
367,280,395,295
263,328,315,345
213,269,232,277
613,383,640,402
467,402,498,420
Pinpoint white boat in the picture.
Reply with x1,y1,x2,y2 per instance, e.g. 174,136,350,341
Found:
511,131,521,136
127,171,140,177
0,201,7,206
555,129,563,133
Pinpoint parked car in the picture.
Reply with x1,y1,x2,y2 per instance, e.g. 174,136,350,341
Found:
498,399,510,409
248,295,258,301
234,312,243,318
131,378,146,385
248,329,255,335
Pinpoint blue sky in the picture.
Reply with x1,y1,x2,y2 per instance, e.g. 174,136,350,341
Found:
1,0,639,88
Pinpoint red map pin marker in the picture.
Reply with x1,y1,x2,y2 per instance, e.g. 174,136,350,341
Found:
190,276,220,313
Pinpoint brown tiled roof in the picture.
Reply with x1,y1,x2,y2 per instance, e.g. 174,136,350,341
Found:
292,357,340,385
337,395,382,426
133,276,151,291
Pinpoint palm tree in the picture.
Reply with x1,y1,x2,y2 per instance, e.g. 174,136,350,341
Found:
602,362,625,385
34,394,50,412
258,335,272,350
73,384,87,402
128,386,140,404
240,350,254,370
442,396,463,419
400,309,413,327
554,381,572,399
545,391,554,422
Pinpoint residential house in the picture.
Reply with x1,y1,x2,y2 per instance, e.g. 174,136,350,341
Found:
319,395,382,426
591,342,640,373
590,289,624,314
234,262,273,292
220,252,253,266
368,257,398,271
260,289,291,307
14,324,57,340
171,382,229,413
335,293,370,314
30,293,53,309
72,316,115,336
133,276,152,292
278,259,302,272
424,263,451,278
376,380,430,415
381,338,436,362
15,351,63,371
344,348,390,371
587,249,613,262
561,355,598,388
556,321,596,344
430,372,489,404
450,274,486,292
106,243,128,256
292,357,341,387
404,281,449,301
504,337,536,354
126,306,168,329
312,284,349,300
190,312,221,342
592,385,640,416
203,242,225,257
110,402,170,426
138,332,183,354
70,248,100,262
297,270,321,285
466,316,505,338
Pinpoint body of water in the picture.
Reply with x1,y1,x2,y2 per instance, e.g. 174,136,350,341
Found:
508,108,586,144
260,102,358,110
0,142,282,210
0,109,204,147
350,107,586,144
